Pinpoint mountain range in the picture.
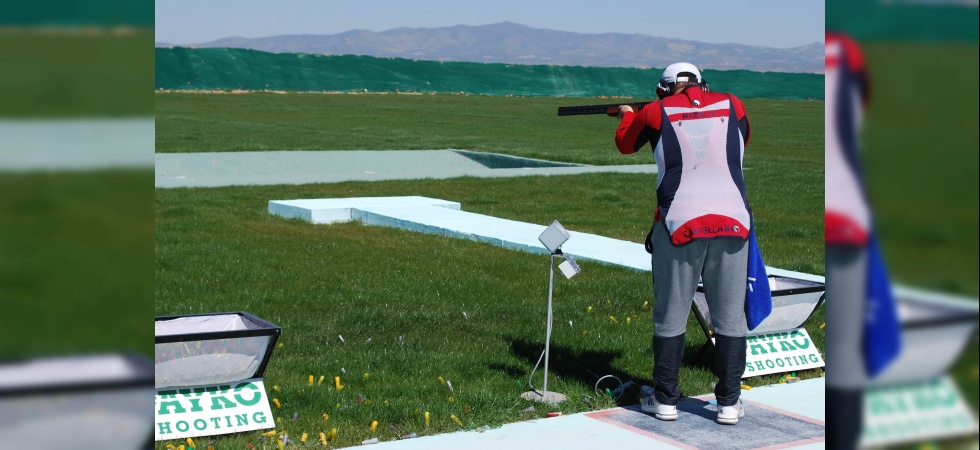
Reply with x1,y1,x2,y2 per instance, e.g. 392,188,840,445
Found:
157,22,823,74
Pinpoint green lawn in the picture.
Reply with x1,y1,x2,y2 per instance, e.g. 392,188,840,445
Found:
1,170,153,357
154,92,822,167
0,30,153,118
861,42,979,297
155,92,823,448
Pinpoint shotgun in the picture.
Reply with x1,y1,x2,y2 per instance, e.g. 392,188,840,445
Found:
557,101,653,117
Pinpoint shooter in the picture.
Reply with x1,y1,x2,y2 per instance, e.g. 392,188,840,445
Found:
614,63,755,425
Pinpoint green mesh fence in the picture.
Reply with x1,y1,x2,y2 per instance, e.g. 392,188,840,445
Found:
155,48,823,101
827,1,978,43
3,0,152,26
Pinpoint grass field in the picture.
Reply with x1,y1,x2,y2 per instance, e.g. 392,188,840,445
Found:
0,30,153,118
861,42,979,297
0,170,153,357
154,93,823,168
155,92,823,448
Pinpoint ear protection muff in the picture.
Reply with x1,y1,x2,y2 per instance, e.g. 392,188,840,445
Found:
656,79,672,99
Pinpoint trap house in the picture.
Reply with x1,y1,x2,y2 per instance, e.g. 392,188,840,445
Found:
154,311,281,441
0,353,155,448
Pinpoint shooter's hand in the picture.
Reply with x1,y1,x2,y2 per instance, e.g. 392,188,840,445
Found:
617,105,634,120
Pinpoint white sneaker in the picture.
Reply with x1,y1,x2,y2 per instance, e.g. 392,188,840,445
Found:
716,402,745,425
640,396,678,421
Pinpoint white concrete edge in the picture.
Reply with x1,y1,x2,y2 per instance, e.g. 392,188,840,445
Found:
893,285,979,311
767,267,824,284
269,197,464,225
268,201,330,223
355,209,548,256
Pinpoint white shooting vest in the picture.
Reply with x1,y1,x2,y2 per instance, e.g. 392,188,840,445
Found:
825,36,872,246
655,95,751,245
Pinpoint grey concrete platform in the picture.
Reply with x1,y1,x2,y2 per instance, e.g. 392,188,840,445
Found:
335,378,826,450
155,150,657,188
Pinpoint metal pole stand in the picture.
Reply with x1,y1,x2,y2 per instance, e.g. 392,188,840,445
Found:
521,252,567,405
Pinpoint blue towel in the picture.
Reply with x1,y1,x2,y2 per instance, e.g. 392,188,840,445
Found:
745,229,772,330
863,234,902,377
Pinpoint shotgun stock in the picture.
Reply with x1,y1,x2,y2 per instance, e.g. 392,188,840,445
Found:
557,101,653,117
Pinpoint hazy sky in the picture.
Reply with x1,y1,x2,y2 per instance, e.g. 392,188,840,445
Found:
155,0,824,48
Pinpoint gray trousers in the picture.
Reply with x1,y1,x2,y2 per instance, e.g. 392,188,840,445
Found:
650,224,748,406
825,245,867,448
824,245,868,389
651,224,749,338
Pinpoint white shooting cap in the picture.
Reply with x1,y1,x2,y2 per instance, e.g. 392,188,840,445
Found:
661,62,701,84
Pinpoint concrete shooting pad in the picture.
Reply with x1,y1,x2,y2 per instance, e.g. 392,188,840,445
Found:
155,150,657,188
588,397,825,450
334,378,826,450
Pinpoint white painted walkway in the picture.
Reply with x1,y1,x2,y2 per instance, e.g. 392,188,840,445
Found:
1,119,154,171
156,150,657,188
268,196,824,283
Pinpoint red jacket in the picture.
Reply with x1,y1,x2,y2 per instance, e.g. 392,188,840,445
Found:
616,86,753,245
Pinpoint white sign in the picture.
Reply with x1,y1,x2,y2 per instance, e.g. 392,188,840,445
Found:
155,378,274,441
861,376,979,448
741,327,825,378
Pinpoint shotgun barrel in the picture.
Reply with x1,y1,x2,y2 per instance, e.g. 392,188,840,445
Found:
557,101,653,116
